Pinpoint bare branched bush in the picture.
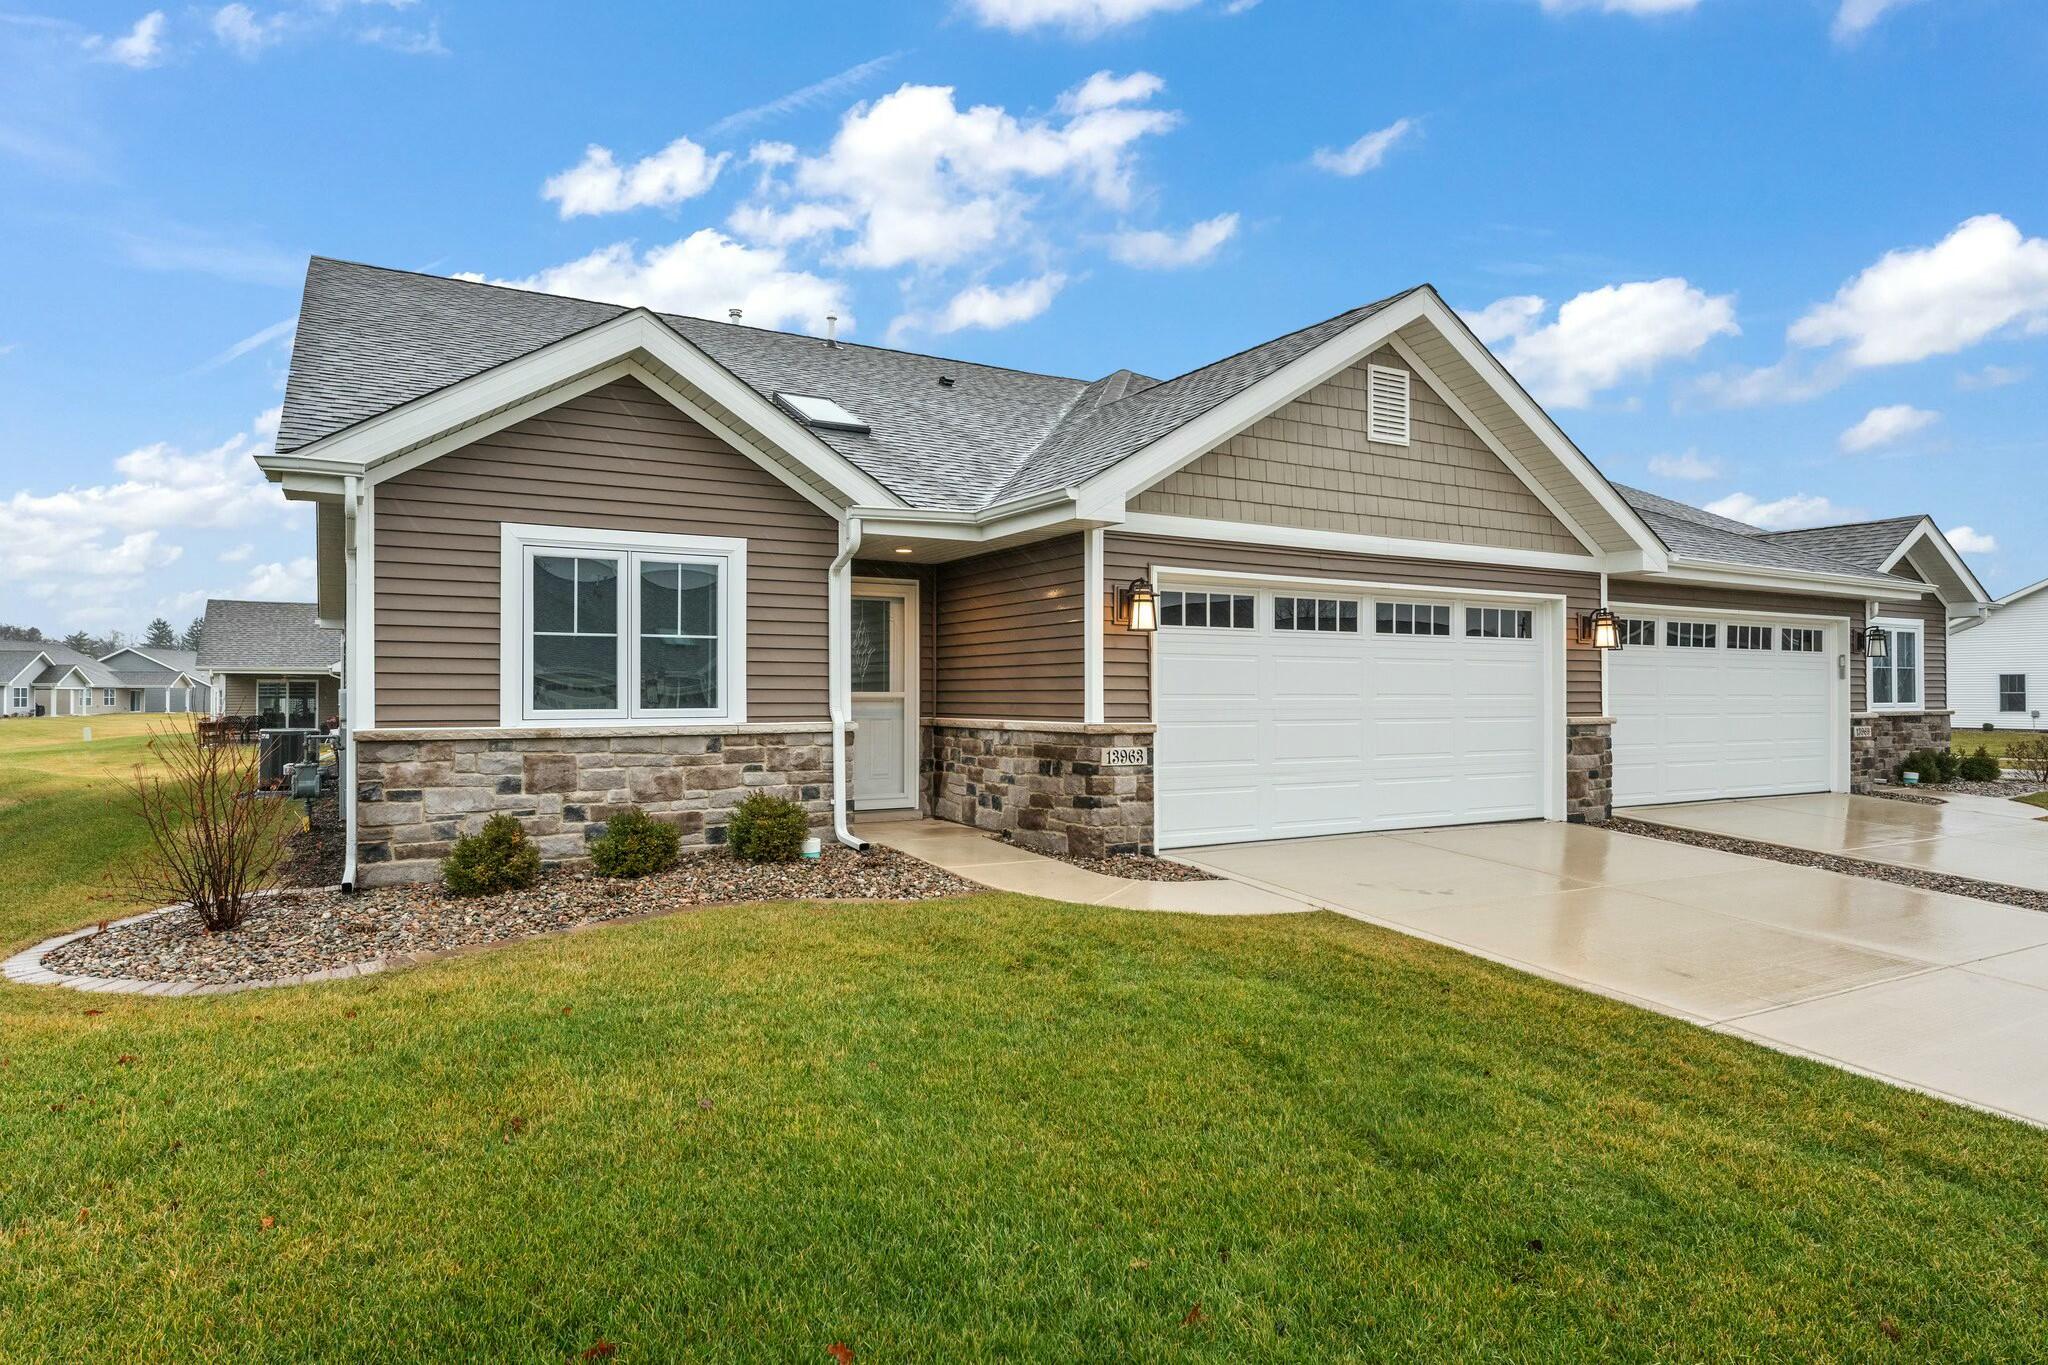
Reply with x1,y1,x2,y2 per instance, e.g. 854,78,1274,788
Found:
2010,736,2048,785
105,721,299,932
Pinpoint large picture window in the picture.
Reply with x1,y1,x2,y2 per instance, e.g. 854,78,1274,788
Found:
1868,620,1922,709
505,525,746,726
257,679,320,730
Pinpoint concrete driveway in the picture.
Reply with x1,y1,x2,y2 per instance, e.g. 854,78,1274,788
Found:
1619,791,2048,892
1179,820,2048,1126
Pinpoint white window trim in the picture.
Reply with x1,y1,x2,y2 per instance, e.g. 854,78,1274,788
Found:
1867,617,1925,712
257,678,323,731
498,522,748,729
1998,673,2028,714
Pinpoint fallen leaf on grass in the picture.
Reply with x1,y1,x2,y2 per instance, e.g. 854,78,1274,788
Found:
1880,1318,1902,1342
502,1116,526,1140
580,1340,618,1360
260,1216,276,1230
76,1208,88,1224
697,1097,714,1111
1183,1304,1206,1326
83,1010,103,1017
827,1344,854,1364
117,1054,136,1066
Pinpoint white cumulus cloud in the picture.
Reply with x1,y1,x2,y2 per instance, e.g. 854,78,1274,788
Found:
236,557,317,600
1956,363,2027,391
1478,279,1739,408
1461,294,1546,346
963,0,1202,34
542,137,729,218
1789,215,2048,368
1947,526,1997,554
1108,212,1238,269
212,3,288,57
1647,451,1721,481
1833,0,1922,42
86,11,167,67
1059,70,1166,114
928,273,1067,335
1311,118,1415,177
1839,403,1938,453
1704,491,1853,531
464,230,851,336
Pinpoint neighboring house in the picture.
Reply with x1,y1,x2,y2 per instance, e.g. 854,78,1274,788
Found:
256,258,1986,888
22,645,127,717
98,646,213,714
195,599,343,730
1,648,53,717
1950,576,2048,733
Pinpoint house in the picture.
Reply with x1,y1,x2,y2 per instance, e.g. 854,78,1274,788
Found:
1,648,53,717
1950,576,2048,733
98,646,213,714
195,599,343,729
256,257,1986,889
12,645,128,717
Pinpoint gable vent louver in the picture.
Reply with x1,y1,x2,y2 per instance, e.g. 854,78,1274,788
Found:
1366,363,1412,447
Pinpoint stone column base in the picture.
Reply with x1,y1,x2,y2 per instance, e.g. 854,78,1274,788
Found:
1852,710,1952,793
929,719,1156,858
1567,716,1614,824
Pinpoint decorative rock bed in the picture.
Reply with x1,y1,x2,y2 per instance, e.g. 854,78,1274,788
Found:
1610,817,2048,914
8,846,976,994
993,831,1218,883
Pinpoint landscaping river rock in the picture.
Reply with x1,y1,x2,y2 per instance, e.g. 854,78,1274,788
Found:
42,846,976,986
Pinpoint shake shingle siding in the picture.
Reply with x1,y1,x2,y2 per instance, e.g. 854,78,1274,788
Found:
372,377,837,726
1132,350,1587,555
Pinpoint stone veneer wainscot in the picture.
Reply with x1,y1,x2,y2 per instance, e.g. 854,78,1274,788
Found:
1852,710,1953,793
353,725,840,887
1566,718,1614,825
929,720,1156,858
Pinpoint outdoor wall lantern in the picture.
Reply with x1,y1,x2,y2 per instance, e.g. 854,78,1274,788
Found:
1581,606,1622,651
1859,624,1889,661
1118,577,1158,633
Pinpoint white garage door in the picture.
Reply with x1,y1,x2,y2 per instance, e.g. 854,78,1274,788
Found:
1155,584,1554,849
1610,611,1839,806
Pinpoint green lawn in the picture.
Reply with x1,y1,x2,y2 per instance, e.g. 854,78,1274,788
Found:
5,718,2048,1358
1952,726,2045,761
2018,791,2048,812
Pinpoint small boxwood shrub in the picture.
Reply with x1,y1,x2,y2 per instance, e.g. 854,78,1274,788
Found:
727,793,809,863
1894,747,1958,785
443,814,543,897
1957,747,2002,783
589,806,681,878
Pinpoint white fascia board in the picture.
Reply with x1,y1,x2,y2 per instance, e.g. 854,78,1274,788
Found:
278,472,348,502
257,310,903,512
1993,575,2048,609
1113,512,1613,574
1646,559,1928,601
1878,518,1992,607
852,489,1094,547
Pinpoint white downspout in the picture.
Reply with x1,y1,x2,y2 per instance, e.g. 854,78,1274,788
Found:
340,476,361,892
828,515,870,852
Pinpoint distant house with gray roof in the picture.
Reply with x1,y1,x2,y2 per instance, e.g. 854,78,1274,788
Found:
197,600,343,729
99,646,213,714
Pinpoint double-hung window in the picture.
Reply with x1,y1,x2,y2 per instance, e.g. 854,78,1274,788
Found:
506,525,745,726
9,686,25,710
2000,674,2028,714
1868,619,1922,710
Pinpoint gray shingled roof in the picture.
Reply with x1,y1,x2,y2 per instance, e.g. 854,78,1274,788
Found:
1760,517,1923,572
280,259,1415,512
101,647,209,684
32,645,124,689
1613,485,1916,582
197,600,343,672
0,648,51,684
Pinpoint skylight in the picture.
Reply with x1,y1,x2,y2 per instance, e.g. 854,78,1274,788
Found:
774,392,870,434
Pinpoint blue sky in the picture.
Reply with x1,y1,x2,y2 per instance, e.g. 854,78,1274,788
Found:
3,0,2044,637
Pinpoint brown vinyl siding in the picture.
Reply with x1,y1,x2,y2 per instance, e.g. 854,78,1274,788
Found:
934,535,1085,721
373,377,837,727
1131,348,1587,556
218,672,340,722
1608,581,1868,711
1104,532,1603,723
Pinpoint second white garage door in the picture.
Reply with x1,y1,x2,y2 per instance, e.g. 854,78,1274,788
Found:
1610,610,1841,807
1155,584,1555,849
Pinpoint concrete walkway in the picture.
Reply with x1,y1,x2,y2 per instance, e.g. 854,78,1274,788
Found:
1178,820,2048,1127
1621,791,2048,893
859,819,1309,915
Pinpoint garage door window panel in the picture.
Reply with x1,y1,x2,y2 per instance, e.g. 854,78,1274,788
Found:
1160,590,1254,630
1376,602,1451,637
1667,621,1717,649
1729,625,1774,651
1621,618,1658,647
1782,628,1825,653
1466,607,1533,640
1278,597,1361,633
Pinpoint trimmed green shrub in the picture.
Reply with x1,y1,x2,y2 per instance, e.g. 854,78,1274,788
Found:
442,814,543,897
727,793,809,863
1894,747,1958,785
1958,747,2002,783
589,806,681,879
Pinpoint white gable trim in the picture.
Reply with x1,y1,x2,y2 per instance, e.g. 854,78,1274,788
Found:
1878,517,1992,606
1069,290,1665,570
4,653,52,688
258,309,902,513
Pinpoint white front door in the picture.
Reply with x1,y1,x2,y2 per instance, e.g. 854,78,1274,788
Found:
1154,583,1555,849
1610,610,1841,806
852,580,919,810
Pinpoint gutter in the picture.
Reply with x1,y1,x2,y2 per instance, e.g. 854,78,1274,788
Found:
826,515,870,853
